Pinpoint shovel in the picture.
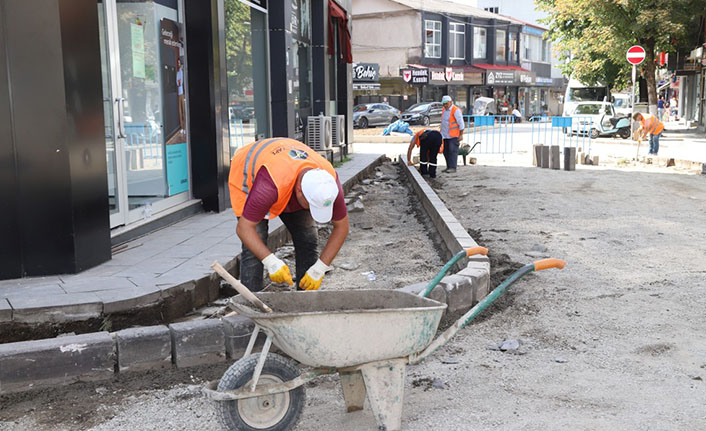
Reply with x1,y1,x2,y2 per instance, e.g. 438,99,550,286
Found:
211,261,273,314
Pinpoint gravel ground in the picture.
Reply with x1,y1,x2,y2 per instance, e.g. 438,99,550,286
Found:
4,159,705,430
0,161,445,431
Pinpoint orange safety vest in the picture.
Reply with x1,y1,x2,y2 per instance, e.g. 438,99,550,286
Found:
228,138,337,219
413,129,444,153
442,104,461,138
641,113,664,135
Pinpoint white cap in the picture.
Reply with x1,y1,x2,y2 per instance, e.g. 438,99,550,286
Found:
441,95,452,103
301,169,339,223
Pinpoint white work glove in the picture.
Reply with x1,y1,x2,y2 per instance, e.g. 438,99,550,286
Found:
299,259,333,291
262,253,293,286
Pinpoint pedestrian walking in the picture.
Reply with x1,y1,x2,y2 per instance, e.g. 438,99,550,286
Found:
657,96,665,122
633,112,664,155
229,138,349,292
406,128,443,178
440,95,465,173
670,95,678,121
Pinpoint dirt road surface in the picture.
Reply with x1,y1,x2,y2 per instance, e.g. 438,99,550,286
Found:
3,160,706,430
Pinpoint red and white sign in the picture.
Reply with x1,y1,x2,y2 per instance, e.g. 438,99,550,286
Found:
402,70,412,82
445,67,453,81
626,45,646,65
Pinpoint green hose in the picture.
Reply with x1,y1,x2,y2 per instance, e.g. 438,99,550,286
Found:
418,249,467,298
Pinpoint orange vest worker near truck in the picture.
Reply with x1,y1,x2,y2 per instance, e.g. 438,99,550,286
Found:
229,138,349,292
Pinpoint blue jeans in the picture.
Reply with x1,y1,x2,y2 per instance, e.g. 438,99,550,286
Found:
239,210,318,291
649,132,662,154
442,137,460,169
658,108,664,121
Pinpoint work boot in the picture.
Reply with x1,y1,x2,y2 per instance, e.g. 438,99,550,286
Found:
446,168,456,173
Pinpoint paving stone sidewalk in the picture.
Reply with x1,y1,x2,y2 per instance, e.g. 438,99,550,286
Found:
0,153,384,325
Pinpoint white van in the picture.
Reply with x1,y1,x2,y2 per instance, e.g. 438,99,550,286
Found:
612,93,632,117
562,78,610,117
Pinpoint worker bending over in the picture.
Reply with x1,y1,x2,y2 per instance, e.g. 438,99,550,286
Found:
633,112,664,156
406,128,444,178
229,138,349,292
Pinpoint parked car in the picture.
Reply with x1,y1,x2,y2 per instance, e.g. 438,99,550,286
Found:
568,101,627,138
353,103,400,128
612,93,632,117
400,102,443,125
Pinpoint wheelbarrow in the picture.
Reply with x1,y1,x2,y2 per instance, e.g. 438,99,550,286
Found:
203,247,566,431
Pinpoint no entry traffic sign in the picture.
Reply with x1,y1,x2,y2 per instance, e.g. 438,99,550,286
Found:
626,45,646,65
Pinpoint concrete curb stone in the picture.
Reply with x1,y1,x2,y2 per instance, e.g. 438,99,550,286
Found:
115,326,172,372
0,332,114,394
399,155,491,313
0,299,11,322
169,319,226,368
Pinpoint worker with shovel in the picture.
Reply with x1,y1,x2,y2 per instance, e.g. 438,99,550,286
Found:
229,138,349,292
633,112,664,155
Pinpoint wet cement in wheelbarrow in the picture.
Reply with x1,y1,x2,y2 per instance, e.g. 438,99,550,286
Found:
0,161,448,431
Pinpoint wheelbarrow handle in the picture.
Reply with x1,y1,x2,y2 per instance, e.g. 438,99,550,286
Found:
410,257,566,364
533,258,566,271
418,247,488,298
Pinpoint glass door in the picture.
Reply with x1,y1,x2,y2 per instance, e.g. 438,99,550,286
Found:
99,0,190,229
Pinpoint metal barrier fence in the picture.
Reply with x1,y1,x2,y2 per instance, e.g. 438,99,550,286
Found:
125,123,162,160
229,118,246,150
529,116,593,154
462,115,515,156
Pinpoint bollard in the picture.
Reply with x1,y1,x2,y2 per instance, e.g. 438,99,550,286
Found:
564,147,576,171
533,144,542,166
540,146,550,168
549,145,560,170
592,156,599,166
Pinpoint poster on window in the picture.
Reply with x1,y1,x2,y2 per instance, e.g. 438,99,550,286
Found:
160,18,189,196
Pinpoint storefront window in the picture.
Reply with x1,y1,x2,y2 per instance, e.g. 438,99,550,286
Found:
449,22,465,60
292,0,312,140
225,0,269,156
508,33,518,63
473,27,486,59
456,87,468,114
495,29,506,62
542,39,550,62
425,20,442,58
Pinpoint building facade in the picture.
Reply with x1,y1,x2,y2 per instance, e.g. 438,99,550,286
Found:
352,0,562,116
0,0,353,280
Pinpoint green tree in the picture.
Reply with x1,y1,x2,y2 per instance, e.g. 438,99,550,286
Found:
225,0,253,104
537,0,706,113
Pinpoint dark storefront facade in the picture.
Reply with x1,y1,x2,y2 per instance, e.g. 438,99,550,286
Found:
0,0,353,280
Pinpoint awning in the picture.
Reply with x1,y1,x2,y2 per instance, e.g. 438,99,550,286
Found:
472,63,532,72
328,0,352,63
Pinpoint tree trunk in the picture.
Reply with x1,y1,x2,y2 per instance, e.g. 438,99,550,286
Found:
644,38,658,115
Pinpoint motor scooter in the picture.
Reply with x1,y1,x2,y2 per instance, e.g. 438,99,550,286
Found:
592,114,631,139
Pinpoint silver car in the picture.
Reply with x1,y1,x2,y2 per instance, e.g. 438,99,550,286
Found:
353,103,401,128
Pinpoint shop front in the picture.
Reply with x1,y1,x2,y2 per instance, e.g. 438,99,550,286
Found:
477,67,535,115
423,66,483,114
352,62,380,95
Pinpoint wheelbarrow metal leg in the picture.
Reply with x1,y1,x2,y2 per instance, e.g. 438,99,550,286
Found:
249,332,273,392
243,326,260,359
340,370,366,412
360,358,407,431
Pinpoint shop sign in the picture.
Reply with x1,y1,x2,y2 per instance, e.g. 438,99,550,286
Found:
401,68,429,84
353,83,381,90
516,70,535,85
535,77,553,86
486,70,515,85
429,67,463,83
352,63,379,82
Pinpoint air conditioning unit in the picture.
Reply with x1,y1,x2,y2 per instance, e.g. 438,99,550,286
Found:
331,115,345,147
306,114,332,151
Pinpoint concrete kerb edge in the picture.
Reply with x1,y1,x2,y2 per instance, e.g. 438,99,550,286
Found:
397,154,490,316
0,153,388,394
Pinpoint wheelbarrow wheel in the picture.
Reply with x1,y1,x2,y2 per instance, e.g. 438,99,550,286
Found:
216,353,305,431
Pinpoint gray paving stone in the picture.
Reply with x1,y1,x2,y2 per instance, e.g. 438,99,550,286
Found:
61,277,136,293
169,319,226,368
114,326,172,372
9,293,102,324
397,282,447,309
222,315,268,359
549,145,561,170
439,274,475,314
0,332,114,393
95,286,162,314
0,299,12,322
0,284,66,299
540,145,550,168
